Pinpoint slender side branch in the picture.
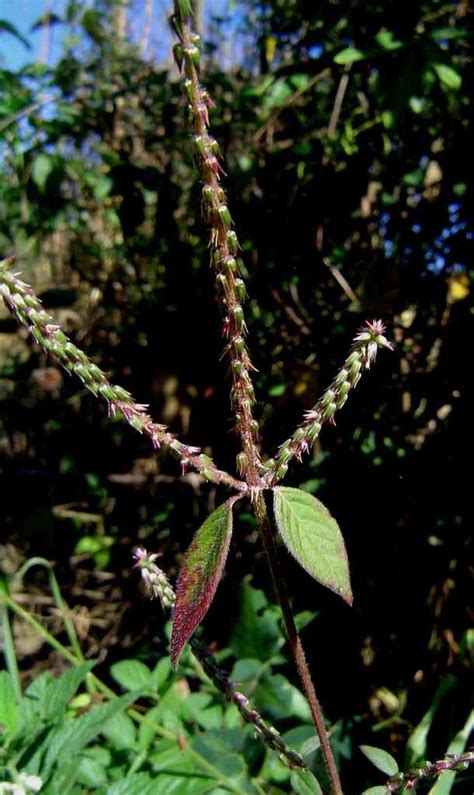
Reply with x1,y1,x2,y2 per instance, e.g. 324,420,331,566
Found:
383,748,474,792
253,493,343,795
265,320,393,483
133,547,304,770
171,2,261,484
0,257,246,493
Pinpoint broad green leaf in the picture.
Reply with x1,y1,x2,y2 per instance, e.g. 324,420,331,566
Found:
110,659,152,692
171,497,239,667
273,487,352,604
361,788,388,795
107,773,166,795
101,710,136,750
229,577,282,662
31,154,53,193
291,769,323,794
433,63,462,90
35,693,136,783
44,661,95,722
334,47,366,65
360,744,399,776
0,671,19,736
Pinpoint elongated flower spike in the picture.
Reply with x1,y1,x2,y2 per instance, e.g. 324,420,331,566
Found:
265,320,393,484
171,1,261,486
0,257,247,493
133,548,304,770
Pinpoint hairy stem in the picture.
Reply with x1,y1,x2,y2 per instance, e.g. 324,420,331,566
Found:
133,548,304,770
171,2,261,484
253,493,343,795
0,257,246,493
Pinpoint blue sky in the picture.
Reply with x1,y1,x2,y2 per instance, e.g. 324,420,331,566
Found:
0,0,65,70
0,1,241,71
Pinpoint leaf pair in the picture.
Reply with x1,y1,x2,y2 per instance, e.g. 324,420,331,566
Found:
171,488,352,666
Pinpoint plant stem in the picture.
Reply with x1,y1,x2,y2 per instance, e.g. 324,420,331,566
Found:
254,492,343,795
171,3,261,485
0,578,22,699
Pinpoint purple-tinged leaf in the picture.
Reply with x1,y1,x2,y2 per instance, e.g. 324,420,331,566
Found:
171,497,239,667
273,487,353,605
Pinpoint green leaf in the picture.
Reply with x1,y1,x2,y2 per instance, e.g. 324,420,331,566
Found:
107,773,165,795
375,31,403,51
273,487,352,604
334,47,366,65
291,769,323,794
37,693,136,783
101,710,136,750
44,662,95,722
229,578,282,662
0,671,20,736
31,154,53,193
433,64,462,90
360,744,399,776
361,788,389,795
405,675,457,765
171,497,239,667
110,659,152,692
0,19,30,49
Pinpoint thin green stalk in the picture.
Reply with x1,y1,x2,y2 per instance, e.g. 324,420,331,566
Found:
0,579,22,699
15,557,85,662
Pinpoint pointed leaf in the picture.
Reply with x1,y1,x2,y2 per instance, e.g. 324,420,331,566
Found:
334,46,367,65
291,769,323,795
360,745,399,776
273,487,352,605
433,63,462,90
171,498,238,667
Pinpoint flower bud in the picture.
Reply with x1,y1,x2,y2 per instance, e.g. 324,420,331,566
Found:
182,78,196,104
235,279,246,301
320,389,335,408
192,134,207,159
307,422,322,444
217,205,232,229
236,452,248,476
183,44,200,71
337,380,351,398
173,43,184,70
349,359,362,382
232,360,243,377
233,336,245,355
276,462,288,480
293,427,306,443
227,231,239,255
323,400,337,421
224,256,238,273
334,368,349,388
233,304,244,329
202,184,213,206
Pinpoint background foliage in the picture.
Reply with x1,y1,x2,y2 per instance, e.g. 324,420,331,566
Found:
0,0,472,791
